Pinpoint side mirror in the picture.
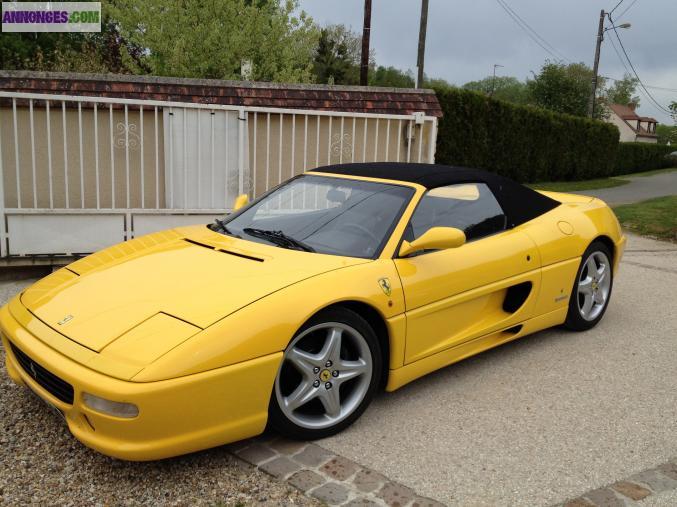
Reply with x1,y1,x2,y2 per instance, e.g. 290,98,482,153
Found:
232,194,249,211
399,227,466,257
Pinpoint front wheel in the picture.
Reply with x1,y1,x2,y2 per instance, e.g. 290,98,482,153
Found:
268,307,382,440
564,241,614,331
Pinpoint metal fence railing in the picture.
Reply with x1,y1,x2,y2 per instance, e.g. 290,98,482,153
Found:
0,91,438,258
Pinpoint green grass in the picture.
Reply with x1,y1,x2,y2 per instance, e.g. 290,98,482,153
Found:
617,167,677,178
528,167,677,192
613,196,677,242
528,177,629,192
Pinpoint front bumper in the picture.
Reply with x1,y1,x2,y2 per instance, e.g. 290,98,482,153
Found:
0,298,281,461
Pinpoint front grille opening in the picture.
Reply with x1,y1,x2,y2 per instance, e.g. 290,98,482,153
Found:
9,342,74,405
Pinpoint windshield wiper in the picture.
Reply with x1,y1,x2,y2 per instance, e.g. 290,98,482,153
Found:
243,228,315,252
211,218,240,237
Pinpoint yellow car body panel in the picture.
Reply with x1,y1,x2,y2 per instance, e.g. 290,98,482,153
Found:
1,301,281,461
0,171,625,460
395,227,540,363
22,225,367,354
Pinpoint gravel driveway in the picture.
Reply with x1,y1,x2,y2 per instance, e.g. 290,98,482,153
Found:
0,279,317,506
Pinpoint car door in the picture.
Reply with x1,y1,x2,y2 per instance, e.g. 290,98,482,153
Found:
394,183,541,364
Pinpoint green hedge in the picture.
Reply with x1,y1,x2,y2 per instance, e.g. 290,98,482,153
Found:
433,87,620,183
614,142,675,175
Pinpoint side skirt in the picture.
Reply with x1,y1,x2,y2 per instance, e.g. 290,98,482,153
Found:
385,307,567,391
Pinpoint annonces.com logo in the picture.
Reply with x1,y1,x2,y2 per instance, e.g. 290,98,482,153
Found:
2,2,101,33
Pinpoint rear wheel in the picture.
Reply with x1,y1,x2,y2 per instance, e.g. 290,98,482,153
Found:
269,307,381,440
565,241,613,331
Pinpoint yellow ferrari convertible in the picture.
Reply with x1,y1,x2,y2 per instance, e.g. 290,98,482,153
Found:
1,163,625,460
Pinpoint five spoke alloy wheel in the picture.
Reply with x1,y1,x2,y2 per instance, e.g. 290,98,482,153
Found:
565,240,614,331
577,251,611,321
270,308,381,439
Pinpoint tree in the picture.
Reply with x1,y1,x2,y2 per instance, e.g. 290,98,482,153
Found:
656,101,677,145
424,77,454,91
527,61,606,118
656,124,677,145
312,24,361,85
107,0,319,82
369,66,415,88
605,73,640,107
0,21,145,73
462,76,529,105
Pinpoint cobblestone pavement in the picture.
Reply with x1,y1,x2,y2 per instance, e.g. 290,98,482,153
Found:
558,457,677,506
230,436,443,506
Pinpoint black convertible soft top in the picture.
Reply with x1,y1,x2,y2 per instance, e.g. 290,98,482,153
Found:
311,162,560,229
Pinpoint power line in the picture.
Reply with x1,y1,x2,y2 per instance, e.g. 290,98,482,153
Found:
603,75,677,93
496,0,570,62
605,31,667,114
609,0,626,15
606,34,633,79
617,0,640,19
493,0,569,62
607,15,673,114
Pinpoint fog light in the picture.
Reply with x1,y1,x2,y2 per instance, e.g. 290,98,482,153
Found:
83,393,139,418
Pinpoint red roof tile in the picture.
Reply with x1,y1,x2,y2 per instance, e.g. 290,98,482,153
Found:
0,71,442,118
608,103,657,123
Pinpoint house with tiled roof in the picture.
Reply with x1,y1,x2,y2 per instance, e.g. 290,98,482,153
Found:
606,103,658,143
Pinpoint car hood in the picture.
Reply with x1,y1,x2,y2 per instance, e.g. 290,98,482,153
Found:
21,225,367,353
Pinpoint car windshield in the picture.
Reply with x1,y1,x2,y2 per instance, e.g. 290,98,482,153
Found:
218,175,415,258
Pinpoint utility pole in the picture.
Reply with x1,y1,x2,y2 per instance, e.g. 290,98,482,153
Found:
588,9,606,118
490,64,504,97
416,0,429,88
360,0,372,86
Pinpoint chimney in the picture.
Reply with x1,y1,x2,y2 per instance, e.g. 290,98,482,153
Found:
628,102,637,112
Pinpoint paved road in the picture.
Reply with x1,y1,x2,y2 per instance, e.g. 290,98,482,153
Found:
320,233,677,506
571,170,677,205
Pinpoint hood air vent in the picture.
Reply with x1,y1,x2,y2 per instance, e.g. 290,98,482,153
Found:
183,238,264,262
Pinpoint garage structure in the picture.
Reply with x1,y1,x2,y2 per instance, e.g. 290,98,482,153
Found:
0,71,441,262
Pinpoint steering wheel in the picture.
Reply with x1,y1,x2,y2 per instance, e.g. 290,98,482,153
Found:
339,222,380,244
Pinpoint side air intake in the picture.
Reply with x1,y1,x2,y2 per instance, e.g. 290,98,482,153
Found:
502,282,533,313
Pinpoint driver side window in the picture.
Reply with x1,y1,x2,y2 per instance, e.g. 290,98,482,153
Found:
406,183,507,243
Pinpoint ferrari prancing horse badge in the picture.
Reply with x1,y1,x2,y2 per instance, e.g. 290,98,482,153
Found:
378,277,392,297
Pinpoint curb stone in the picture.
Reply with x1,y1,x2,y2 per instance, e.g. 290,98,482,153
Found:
557,457,677,507
228,436,444,506
232,437,677,507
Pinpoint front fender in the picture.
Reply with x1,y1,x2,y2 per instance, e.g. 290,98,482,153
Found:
134,260,405,381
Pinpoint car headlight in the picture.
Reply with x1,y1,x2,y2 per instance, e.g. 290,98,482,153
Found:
83,393,139,418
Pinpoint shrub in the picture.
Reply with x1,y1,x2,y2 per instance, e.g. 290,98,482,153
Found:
433,86,619,182
614,142,675,175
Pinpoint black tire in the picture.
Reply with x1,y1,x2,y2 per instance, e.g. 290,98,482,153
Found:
564,240,614,331
268,307,382,440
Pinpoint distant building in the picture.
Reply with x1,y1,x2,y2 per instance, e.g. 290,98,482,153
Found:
606,103,658,143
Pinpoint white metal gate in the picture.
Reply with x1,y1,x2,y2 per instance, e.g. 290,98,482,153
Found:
0,91,438,259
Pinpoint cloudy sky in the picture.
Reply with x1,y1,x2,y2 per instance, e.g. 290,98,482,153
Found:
299,0,677,123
